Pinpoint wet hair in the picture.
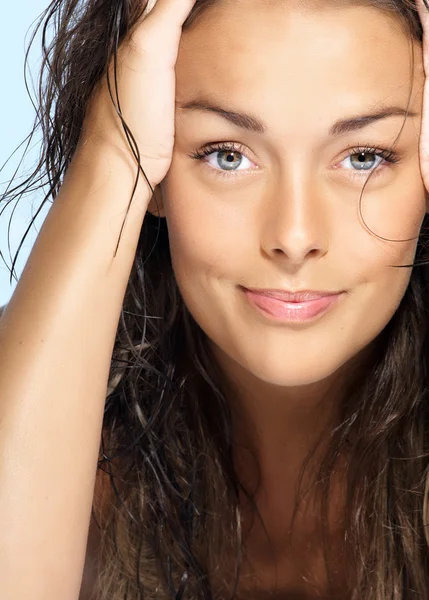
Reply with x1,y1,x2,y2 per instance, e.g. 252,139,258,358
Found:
2,0,429,598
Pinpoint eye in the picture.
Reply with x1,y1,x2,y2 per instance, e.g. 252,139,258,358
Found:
189,142,256,177
189,142,401,179
339,146,401,177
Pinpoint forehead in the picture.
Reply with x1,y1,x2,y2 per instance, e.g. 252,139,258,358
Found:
175,0,423,135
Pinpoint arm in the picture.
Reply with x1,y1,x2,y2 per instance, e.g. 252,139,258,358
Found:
0,138,151,600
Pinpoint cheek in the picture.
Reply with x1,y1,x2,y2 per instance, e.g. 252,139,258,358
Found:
161,173,257,342
354,167,426,242
339,163,426,302
339,186,424,349
162,173,255,281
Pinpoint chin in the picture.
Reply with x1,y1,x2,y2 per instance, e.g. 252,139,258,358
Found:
210,338,357,391
232,336,378,392
245,361,346,388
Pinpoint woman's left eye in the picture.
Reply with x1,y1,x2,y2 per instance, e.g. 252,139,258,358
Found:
189,143,401,178
339,146,400,175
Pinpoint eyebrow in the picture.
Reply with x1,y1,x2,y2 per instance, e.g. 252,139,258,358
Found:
176,99,418,136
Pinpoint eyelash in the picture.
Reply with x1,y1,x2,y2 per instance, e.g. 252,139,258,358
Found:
189,141,401,179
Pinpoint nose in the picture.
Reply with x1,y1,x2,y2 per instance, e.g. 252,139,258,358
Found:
259,171,330,268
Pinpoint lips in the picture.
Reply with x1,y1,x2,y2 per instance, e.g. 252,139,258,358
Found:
241,287,344,322
242,288,341,303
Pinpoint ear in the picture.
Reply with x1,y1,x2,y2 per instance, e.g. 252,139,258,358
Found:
147,184,166,218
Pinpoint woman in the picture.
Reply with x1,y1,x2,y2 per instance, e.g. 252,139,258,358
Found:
1,0,429,597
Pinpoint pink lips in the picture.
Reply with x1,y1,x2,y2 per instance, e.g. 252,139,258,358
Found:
242,288,343,322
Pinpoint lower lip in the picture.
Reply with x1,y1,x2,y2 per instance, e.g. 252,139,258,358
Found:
243,289,343,323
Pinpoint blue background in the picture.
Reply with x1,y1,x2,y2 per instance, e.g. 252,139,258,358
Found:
0,1,51,306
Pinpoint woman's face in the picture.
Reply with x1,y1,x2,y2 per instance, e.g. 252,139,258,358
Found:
156,0,426,388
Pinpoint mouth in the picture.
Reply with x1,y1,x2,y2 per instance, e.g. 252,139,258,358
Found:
240,286,345,323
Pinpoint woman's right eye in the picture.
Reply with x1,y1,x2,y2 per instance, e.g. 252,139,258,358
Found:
189,142,258,178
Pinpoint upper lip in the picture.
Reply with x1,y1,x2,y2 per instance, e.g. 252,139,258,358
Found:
243,287,343,302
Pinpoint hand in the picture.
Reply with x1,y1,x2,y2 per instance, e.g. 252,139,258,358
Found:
82,0,197,191
416,0,429,192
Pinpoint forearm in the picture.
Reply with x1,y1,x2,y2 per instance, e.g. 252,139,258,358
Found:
0,137,150,600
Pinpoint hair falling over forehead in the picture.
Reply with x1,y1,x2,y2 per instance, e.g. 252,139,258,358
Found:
3,0,429,598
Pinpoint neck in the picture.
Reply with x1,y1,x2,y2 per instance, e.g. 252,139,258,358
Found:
209,341,373,490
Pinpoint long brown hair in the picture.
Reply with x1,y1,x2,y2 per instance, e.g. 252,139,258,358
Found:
2,0,429,598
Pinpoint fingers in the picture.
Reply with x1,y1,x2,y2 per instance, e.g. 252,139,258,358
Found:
417,0,429,74
417,0,429,25
130,0,197,58
415,1,429,192
141,0,198,28
143,0,158,17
